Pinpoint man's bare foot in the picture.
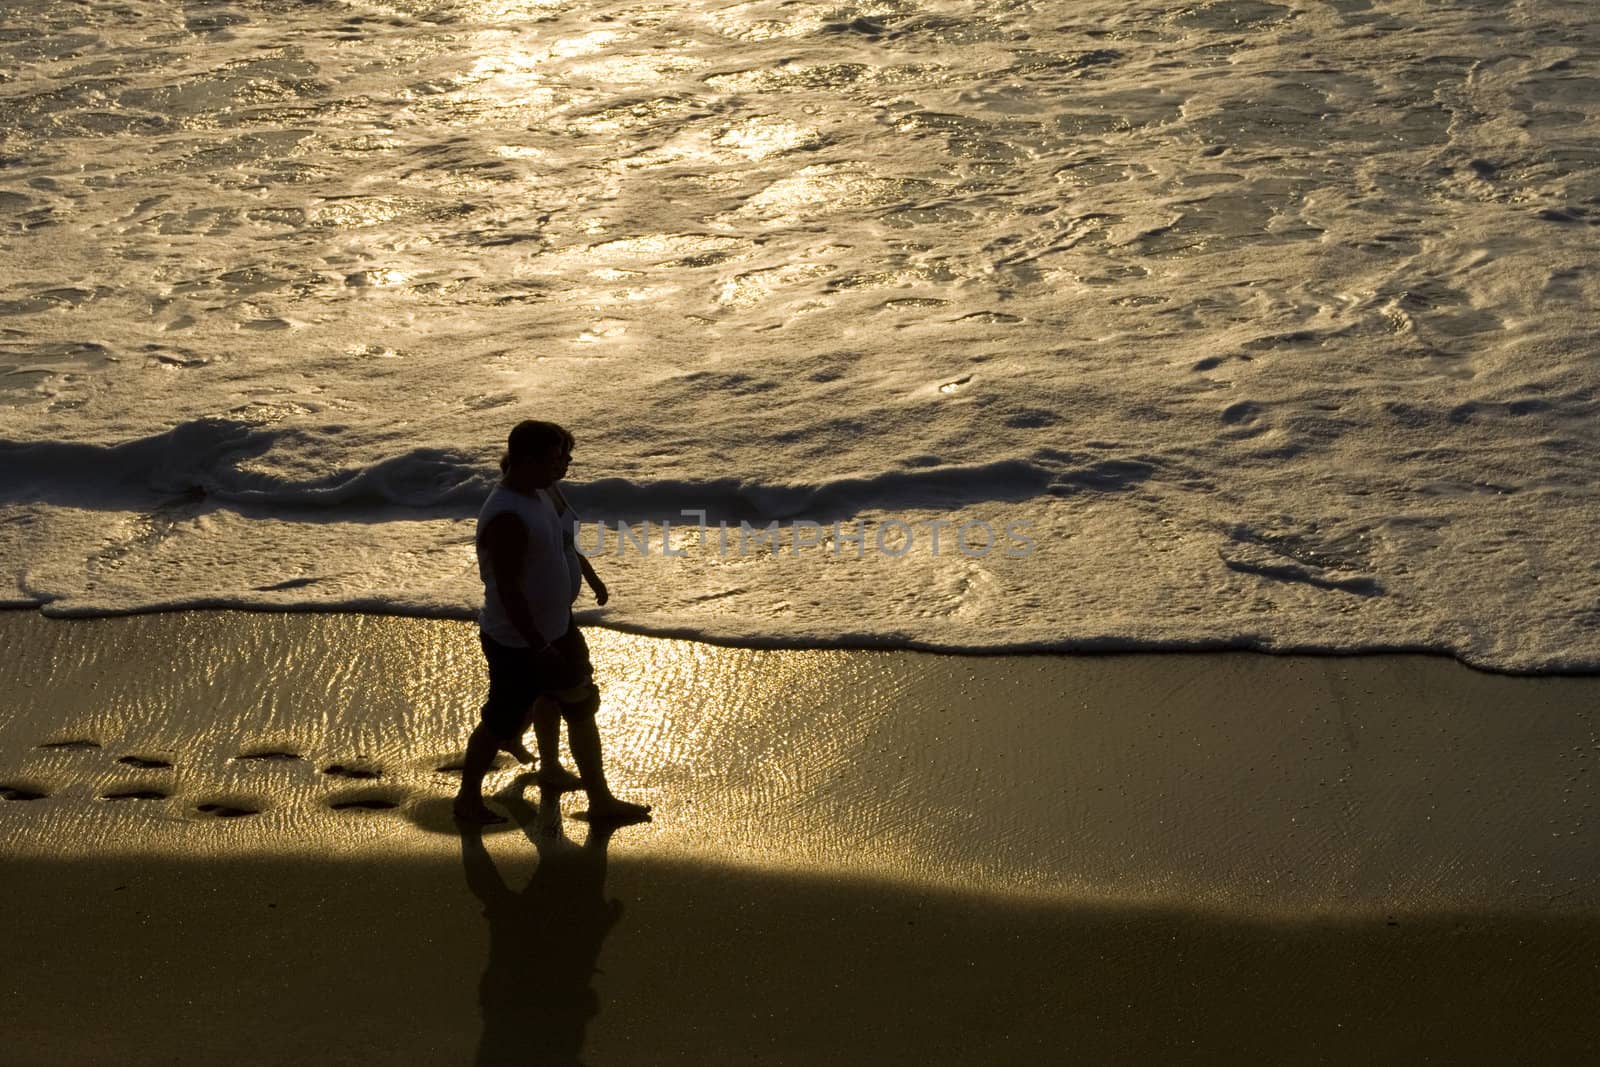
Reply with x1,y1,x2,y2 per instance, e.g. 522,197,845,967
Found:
536,765,584,793
584,795,651,826
499,739,535,764
452,796,507,825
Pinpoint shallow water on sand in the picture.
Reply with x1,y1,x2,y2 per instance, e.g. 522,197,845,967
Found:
2,0,1599,669
4,612,1599,912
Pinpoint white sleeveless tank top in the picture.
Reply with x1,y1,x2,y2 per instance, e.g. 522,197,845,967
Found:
476,485,582,646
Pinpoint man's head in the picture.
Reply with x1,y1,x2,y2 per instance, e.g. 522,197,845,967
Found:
501,419,573,488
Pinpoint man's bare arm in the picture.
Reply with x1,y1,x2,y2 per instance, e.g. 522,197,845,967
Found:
547,482,609,605
579,554,608,605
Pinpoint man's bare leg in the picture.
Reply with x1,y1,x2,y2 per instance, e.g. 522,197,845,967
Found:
452,723,508,824
532,696,583,791
565,712,650,824
499,734,535,764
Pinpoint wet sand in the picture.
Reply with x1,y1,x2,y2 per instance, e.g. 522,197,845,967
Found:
2,611,1598,1063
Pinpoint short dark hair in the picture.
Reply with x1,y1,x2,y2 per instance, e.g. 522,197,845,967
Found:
502,420,573,472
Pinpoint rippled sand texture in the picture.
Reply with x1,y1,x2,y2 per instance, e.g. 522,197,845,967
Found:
4,612,1599,914
2,0,1599,668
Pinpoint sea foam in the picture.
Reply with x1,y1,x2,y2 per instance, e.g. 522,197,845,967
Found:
2,0,1599,672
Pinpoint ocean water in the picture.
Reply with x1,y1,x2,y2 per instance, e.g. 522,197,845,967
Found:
2,0,1598,671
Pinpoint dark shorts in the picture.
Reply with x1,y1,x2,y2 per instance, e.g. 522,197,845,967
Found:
478,621,594,740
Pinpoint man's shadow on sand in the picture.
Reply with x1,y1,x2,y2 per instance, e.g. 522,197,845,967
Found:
459,773,625,1067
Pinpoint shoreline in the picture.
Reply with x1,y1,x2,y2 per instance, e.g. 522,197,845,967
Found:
6,603,1600,679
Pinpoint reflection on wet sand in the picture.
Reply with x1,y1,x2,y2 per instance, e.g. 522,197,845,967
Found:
461,774,627,1067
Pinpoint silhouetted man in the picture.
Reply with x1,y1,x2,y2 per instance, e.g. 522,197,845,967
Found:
453,420,650,827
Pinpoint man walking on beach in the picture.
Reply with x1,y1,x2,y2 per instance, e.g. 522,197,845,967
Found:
453,420,651,827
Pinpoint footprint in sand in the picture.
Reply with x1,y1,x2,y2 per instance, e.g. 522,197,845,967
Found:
322,764,382,780
1,784,49,801
117,756,173,770
196,802,259,818
232,750,305,763
101,788,169,801
36,739,101,751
